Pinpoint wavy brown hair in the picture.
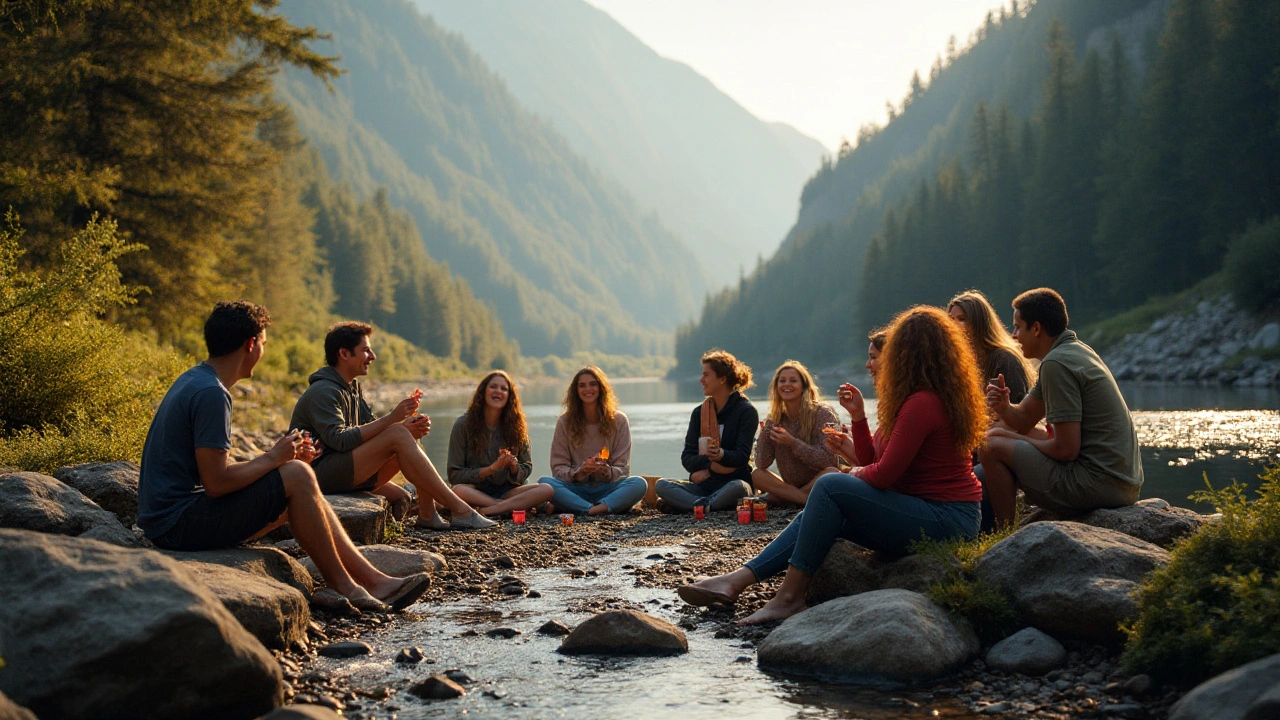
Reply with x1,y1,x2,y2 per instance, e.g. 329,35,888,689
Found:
561,366,618,447
875,306,986,453
766,360,827,444
947,290,1036,387
463,370,529,455
701,349,754,392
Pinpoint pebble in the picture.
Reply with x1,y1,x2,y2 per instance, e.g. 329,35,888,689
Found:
318,641,372,658
980,701,1009,714
1124,674,1153,696
537,619,572,636
408,675,466,700
444,669,475,685
394,647,425,664
486,627,521,639
734,656,752,663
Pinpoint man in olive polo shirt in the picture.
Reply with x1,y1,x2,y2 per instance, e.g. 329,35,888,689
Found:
979,288,1143,528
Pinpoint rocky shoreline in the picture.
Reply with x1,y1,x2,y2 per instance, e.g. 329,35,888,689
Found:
2,463,1277,719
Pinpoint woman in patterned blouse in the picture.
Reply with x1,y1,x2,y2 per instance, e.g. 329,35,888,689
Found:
750,361,839,506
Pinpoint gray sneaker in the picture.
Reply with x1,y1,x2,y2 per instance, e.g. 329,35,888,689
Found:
450,510,498,529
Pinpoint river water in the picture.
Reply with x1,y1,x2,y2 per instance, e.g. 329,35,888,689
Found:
417,379,1280,512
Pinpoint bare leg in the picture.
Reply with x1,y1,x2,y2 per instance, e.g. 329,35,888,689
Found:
469,483,555,517
351,425,476,520
277,461,360,596
739,565,811,625
978,436,1019,529
751,468,813,506
682,566,757,603
317,496,405,599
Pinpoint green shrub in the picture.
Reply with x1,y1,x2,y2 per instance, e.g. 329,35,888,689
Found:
1122,465,1280,685
1224,217,1280,312
0,215,186,472
910,525,1020,643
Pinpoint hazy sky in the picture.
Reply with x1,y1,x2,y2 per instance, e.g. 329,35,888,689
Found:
584,0,1006,151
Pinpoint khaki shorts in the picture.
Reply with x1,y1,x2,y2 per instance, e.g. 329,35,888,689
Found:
1012,441,1140,513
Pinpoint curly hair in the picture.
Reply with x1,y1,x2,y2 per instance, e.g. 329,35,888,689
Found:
875,306,986,453
766,360,827,444
701,349,754,391
948,290,1036,387
463,370,529,456
561,366,618,447
204,301,271,358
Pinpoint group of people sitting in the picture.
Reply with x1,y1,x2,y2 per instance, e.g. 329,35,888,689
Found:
136,285,1143,619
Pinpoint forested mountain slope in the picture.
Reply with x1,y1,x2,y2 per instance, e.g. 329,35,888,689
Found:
411,0,827,280
275,0,706,357
675,0,1199,374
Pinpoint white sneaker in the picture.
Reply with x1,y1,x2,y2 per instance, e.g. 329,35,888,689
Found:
450,510,498,529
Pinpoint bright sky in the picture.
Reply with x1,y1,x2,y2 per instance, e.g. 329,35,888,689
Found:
584,0,1007,151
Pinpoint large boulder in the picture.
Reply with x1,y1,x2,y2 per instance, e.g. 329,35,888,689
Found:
269,493,388,545
298,544,445,582
53,461,140,528
161,547,314,596
0,529,282,720
0,692,37,720
1170,653,1280,720
805,540,881,605
171,561,309,649
1076,499,1207,548
758,589,978,684
984,627,1067,675
0,471,138,547
879,554,956,593
975,522,1169,643
558,610,688,656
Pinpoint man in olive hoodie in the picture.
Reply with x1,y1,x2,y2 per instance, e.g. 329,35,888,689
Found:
290,322,494,530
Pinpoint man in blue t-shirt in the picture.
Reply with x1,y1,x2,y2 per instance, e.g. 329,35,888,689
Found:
138,301,432,612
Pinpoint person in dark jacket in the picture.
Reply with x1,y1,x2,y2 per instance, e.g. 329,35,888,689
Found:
656,349,759,512
290,322,494,530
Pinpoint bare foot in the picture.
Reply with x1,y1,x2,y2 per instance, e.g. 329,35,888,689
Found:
681,575,742,604
738,593,806,626
588,503,609,516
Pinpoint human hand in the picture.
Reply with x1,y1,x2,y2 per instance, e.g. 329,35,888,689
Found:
269,430,306,466
837,383,866,420
690,469,711,484
823,428,856,462
986,374,1011,414
391,394,419,422
500,448,519,470
985,426,1022,442
404,413,431,439
769,425,795,446
707,443,725,462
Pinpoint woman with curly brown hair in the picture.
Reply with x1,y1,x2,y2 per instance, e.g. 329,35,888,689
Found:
677,307,985,623
447,371,553,518
537,367,647,515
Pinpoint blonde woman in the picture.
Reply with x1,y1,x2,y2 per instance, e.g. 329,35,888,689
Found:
948,290,1035,404
751,361,838,506
538,367,647,515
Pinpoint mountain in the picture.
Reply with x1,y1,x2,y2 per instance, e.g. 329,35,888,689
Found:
409,0,828,280
274,0,706,358
674,0,1174,374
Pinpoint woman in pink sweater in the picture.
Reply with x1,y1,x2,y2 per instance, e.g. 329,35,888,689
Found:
537,367,647,515
751,360,839,507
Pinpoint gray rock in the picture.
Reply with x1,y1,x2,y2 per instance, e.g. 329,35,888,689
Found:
267,492,389,545
318,641,372,658
975,522,1169,643
757,589,978,683
170,560,310,649
1074,499,1206,548
0,471,138,547
299,543,445,582
53,461,140,527
408,675,466,700
395,647,425,664
879,553,956,593
1250,323,1280,351
486,627,520,639
1245,683,1280,720
161,546,314,596
538,619,572,636
1171,653,1280,720
806,539,881,605
0,529,281,719
0,691,37,720
558,610,688,656
259,706,344,720
1125,674,1154,696
985,628,1067,675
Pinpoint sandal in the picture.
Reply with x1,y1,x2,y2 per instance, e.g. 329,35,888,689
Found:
344,587,389,613
379,573,432,612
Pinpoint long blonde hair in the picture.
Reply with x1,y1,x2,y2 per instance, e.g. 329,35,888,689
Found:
766,360,827,444
561,366,618,447
948,290,1036,386
876,306,986,453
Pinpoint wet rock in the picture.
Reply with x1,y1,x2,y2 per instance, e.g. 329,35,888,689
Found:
806,540,881,605
300,544,445,581
537,619,572,636
1170,653,1280,720
980,702,1010,714
975,522,1169,643
171,560,310,649
486,627,521,639
310,588,358,615
558,610,688,656
1124,674,1154,696
0,529,281,720
758,589,978,684
53,461,140,527
318,641,372,658
0,691,37,720
1068,499,1205,549
260,706,344,720
1246,684,1280,720
494,555,516,569
0,471,139,547
408,675,466,700
526,590,543,599
395,647,426,664
162,546,314,596
985,628,1067,675
443,669,474,685
568,568,587,578
879,553,956,593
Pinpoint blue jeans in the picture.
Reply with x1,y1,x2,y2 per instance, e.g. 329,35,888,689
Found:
744,472,980,580
537,476,648,514
654,477,751,512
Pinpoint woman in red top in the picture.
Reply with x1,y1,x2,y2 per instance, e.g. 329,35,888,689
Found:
677,306,986,625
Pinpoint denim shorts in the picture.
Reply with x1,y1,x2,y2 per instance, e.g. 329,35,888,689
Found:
151,469,288,551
